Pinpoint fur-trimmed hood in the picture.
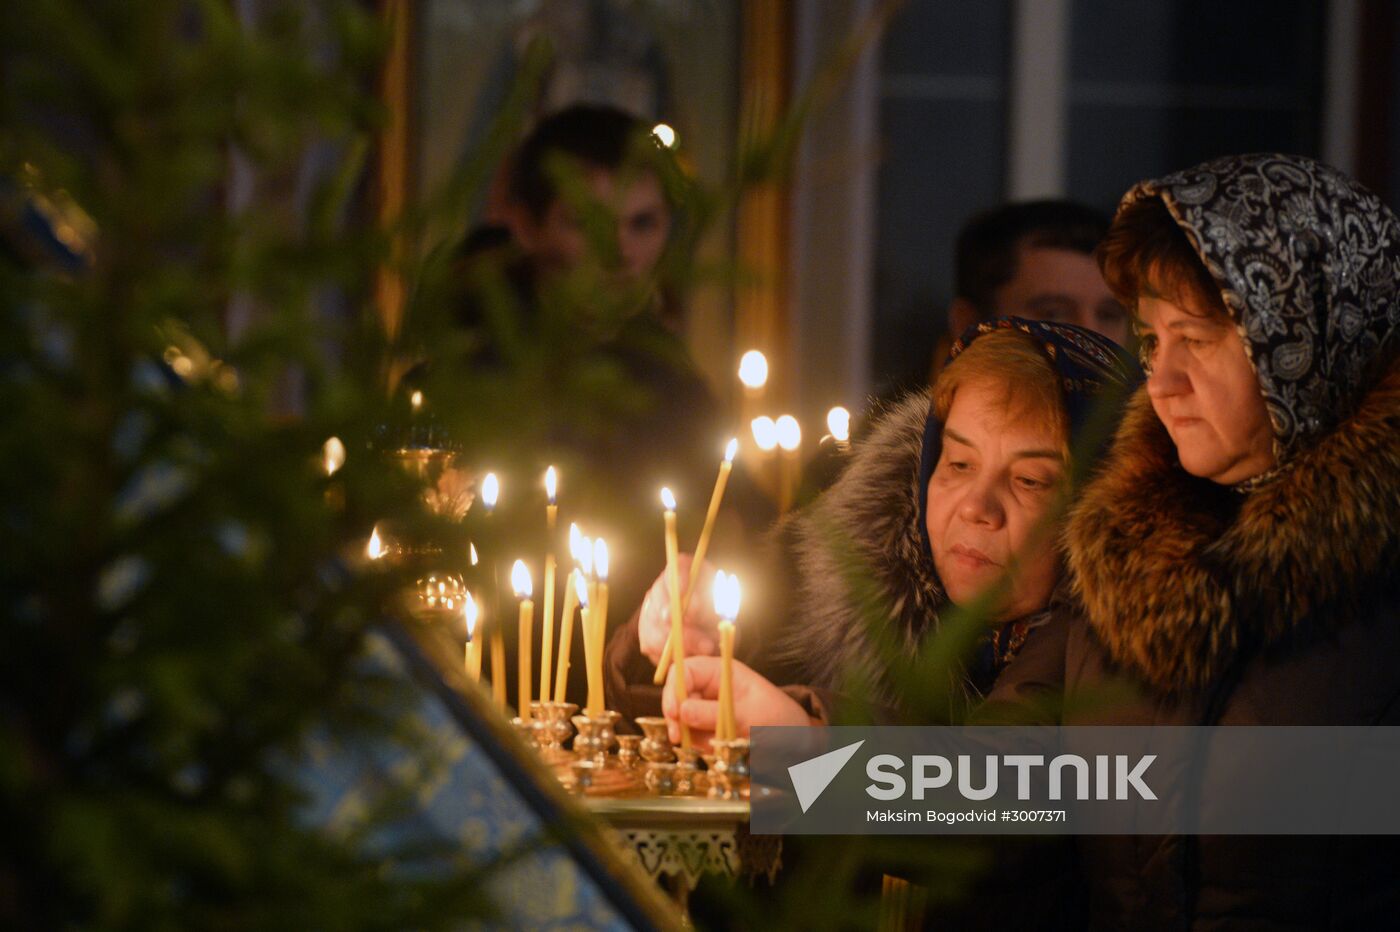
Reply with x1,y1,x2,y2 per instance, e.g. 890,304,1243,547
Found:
1067,359,1400,695
763,392,943,700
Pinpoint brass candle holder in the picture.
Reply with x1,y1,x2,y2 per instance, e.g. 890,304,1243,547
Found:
570,759,600,794
673,747,702,795
616,734,642,771
530,701,577,763
644,761,678,795
412,571,467,622
571,710,620,767
708,738,751,800
510,716,539,749
635,717,675,764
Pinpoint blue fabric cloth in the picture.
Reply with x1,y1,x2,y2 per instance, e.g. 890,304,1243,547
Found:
916,317,1144,557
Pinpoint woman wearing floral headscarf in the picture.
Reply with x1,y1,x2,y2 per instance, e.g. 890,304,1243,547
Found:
991,153,1400,928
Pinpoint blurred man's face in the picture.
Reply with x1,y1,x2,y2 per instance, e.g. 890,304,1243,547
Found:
520,169,671,281
994,244,1129,346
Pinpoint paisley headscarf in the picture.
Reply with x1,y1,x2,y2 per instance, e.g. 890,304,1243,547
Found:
1119,153,1400,463
916,318,1143,556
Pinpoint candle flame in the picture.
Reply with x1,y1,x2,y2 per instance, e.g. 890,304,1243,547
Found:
574,570,590,607
652,122,678,149
464,591,478,640
469,542,479,566
751,416,777,452
776,414,801,451
660,487,677,511
410,390,423,410
593,538,609,581
481,472,499,509
367,525,385,560
511,559,532,598
714,570,742,622
578,537,594,576
322,436,346,476
544,465,557,503
738,349,768,389
826,406,851,443
724,437,739,462
569,522,584,562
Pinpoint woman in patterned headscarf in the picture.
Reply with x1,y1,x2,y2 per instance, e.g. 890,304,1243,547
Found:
991,153,1400,928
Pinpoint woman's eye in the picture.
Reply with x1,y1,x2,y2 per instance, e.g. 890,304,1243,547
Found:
947,461,971,473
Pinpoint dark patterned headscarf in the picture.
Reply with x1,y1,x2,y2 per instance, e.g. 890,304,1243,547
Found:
916,318,1143,556
1119,153,1400,462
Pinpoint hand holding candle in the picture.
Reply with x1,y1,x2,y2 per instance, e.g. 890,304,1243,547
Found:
511,559,533,722
653,438,739,685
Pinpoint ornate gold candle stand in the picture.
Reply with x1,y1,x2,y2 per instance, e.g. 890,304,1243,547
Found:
673,747,703,796
530,701,577,764
635,717,675,764
707,738,751,800
616,734,642,771
571,710,621,767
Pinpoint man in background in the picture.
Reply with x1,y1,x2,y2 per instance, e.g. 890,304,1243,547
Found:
434,104,767,711
931,200,1127,379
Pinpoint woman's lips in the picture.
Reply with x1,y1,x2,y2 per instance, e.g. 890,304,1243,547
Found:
949,543,997,568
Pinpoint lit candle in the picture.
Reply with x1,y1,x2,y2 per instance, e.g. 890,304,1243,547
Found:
590,538,609,714
578,570,601,715
653,438,738,684
776,414,801,515
826,406,851,448
512,559,533,722
578,533,596,615
713,571,741,741
738,349,769,398
540,466,558,703
554,566,581,703
323,436,346,476
479,474,506,709
464,591,482,683
750,415,778,452
660,488,691,749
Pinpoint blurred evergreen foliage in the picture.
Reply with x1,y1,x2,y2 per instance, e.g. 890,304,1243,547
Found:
0,1,515,926
0,0,999,927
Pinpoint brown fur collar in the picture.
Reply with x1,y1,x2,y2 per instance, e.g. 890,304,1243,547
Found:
1066,362,1400,694
764,392,946,701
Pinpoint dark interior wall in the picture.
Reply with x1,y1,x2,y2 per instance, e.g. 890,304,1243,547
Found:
871,0,1330,393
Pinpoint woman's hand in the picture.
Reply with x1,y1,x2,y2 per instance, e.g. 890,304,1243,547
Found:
638,553,720,664
662,656,815,748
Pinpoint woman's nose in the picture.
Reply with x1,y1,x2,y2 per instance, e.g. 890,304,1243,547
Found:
1146,344,1191,399
957,479,1005,528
